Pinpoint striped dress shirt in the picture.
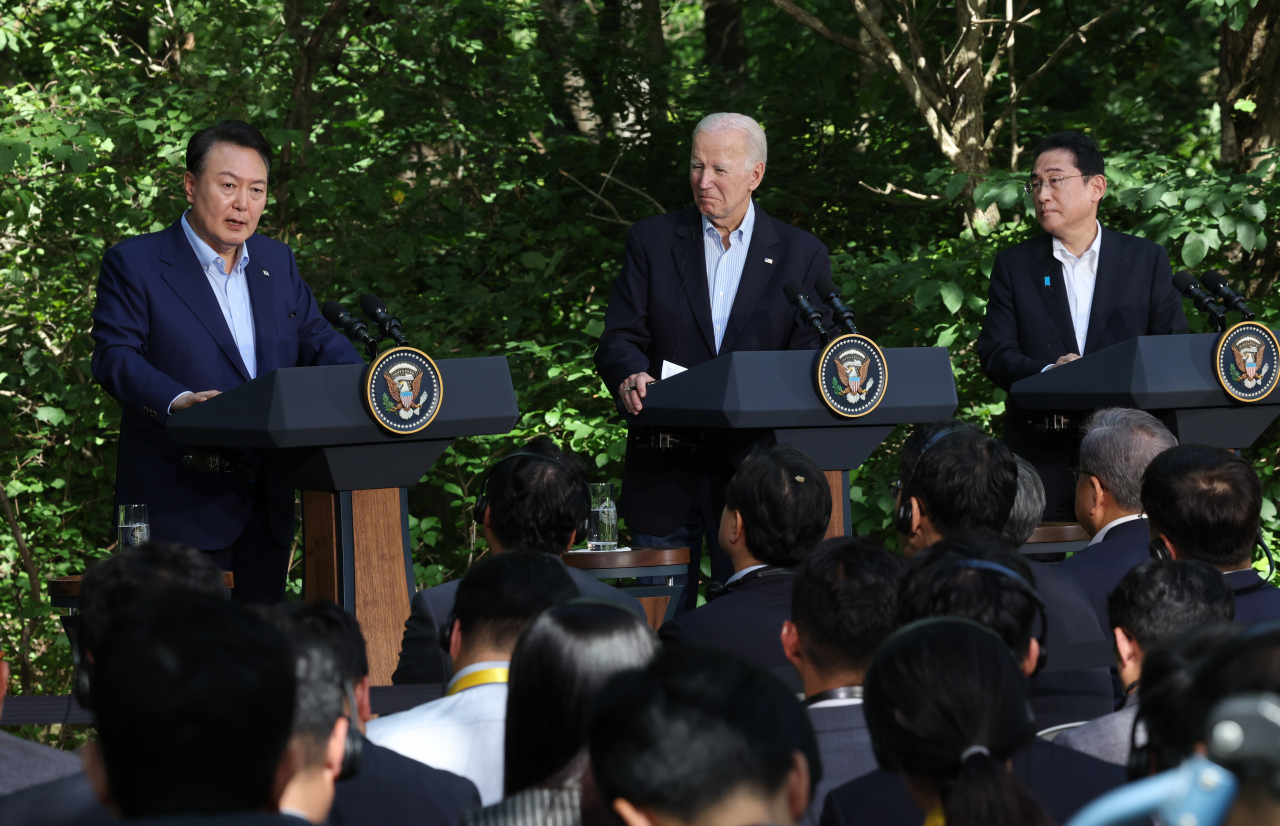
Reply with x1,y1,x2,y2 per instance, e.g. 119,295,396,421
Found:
703,200,756,353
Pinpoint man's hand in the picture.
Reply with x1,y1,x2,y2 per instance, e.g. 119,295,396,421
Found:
619,372,656,415
171,390,221,412
1051,353,1081,369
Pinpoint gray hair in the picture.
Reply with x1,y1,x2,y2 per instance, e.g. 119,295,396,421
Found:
1079,408,1178,512
1002,455,1046,547
692,113,768,168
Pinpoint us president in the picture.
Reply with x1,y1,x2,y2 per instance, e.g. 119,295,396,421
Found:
976,132,1188,519
594,112,832,612
90,120,363,603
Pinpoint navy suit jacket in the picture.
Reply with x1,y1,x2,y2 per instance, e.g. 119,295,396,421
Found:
90,218,362,549
1058,519,1153,632
330,736,481,826
801,703,875,826
1027,561,1115,729
594,204,832,534
1229,569,1280,624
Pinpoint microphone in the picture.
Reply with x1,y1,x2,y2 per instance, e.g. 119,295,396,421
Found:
359,293,410,346
1172,271,1227,332
322,300,378,352
783,280,830,345
1199,270,1256,321
814,275,858,336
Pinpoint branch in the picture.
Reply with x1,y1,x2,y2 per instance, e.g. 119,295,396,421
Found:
560,170,632,225
0,486,41,606
858,180,943,201
985,0,1130,152
763,0,874,58
983,5,1036,93
600,173,666,214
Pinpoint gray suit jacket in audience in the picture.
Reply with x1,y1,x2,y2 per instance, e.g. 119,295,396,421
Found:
1056,693,1140,766
801,702,876,826
0,732,81,798
0,772,112,826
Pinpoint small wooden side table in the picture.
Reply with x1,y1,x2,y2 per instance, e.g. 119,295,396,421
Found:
1019,522,1091,559
561,547,689,630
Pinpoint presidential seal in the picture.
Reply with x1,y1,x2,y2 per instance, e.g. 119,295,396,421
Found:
816,334,888,418
364,346,443,434
1216,321,1280,403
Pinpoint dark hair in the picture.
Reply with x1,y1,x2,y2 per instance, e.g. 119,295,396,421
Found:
1185,623,1280,769
80,541,225,657
723,444,831,567
454,551,579,652
791,536,907,673
897,538,1039,662
1033,131,1105,178
261,604,349,767
268,599,369,682
864,619,1051,826
91,591,295,818
1108,559,1235,650
1001,456,1045,547
899,422,1017,539
487,439,590,554
186,120,272,178
505,601,658,795
589,644,820,821
1141,444,1261,568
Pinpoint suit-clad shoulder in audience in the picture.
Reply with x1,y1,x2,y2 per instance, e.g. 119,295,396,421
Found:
898,420,1113,726
780,537,906,826
1059,408,1178,629
1142,443,1280,622
591,644,821,826
659,444,830,692
1056,559,1234,766
393,439,643,685
461,601,658,826
369,552,578,804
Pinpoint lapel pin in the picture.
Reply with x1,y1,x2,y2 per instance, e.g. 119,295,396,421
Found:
765,258,773,264
1044,276,1050,286
263,269,270,277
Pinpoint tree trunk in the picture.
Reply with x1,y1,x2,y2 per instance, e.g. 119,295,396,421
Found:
703,0,748,92
1218,0,1280,171
952,0,1000,227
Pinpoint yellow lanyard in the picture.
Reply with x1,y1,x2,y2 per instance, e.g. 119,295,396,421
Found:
922,807,945,826
446,667,510,697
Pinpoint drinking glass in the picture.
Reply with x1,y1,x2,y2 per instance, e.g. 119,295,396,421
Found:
587,483,617,552
117,504,150,550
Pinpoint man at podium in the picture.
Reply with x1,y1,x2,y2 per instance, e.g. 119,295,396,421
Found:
90,120,363,603
594,112,832,612
976,132,1187,518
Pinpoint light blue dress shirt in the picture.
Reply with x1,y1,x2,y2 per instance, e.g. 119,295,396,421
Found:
181,211,257,377
703,200,756,353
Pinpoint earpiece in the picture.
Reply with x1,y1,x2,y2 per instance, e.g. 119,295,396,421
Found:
943,558,1050,675
895,427,961,536
338,680,363,781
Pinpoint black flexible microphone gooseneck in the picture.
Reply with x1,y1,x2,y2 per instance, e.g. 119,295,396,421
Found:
1172,271,1227,333
322,300,379,359
1200,270,1256,321
815,275,858,336
359,293,410,346
783,280,830,346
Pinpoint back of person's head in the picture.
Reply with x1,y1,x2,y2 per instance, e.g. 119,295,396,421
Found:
1108,559,1235,650
505,600,659,795
272,599,369,684
90,590,295,818
485,438,590,554
897,538,1040,666
791,536,907,674
1142,444,1261,568
262,604,350,769
1079,408,1178,513
723,444,830,567
589,645,820,826
454,551,579,655
79,541,224,657
1001,456,1045,547
1034,131,1105,177
1188,622,1280,758
899,422,1017,539
864,618,1050,826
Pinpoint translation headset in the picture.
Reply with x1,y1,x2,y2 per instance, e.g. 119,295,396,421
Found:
895,426,961,536
940,558,1050,675
1150,526,1277,587
338,679,363,780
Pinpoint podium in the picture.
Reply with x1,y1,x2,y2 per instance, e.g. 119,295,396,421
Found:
625,348,958,534
1009,333,1280,448
167,357,519,683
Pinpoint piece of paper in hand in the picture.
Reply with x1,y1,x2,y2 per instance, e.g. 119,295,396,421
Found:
660,360,688,380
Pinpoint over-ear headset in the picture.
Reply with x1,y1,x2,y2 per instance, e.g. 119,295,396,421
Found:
439,603,458,653
895,426,961,536
940,558,1050,675
1150,527,1277,585
472,451,591,547
338,680,363,780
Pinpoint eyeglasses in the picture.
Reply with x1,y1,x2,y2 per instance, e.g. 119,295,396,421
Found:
1024,174,1091,195
1071,467,1109,489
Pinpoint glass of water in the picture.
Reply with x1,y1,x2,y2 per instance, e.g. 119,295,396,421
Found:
117,504,150,550
587,483,617,552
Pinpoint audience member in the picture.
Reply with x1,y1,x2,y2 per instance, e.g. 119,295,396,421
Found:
780,537,906,826
1056,559,1235,766
0,656,80,799
1142,444,1280,622
369,551,578,803
394,439,643,684
1000,455,1045,548
1059,408,1177,629
461,601,658,826
81,590,298,823
659,445,830,692
590,644,820,826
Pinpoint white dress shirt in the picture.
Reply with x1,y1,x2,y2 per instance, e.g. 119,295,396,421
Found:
365,660,509,805
703,200,756,353
724,563,767,586
1088,513,1145,546
1051,220,1103,356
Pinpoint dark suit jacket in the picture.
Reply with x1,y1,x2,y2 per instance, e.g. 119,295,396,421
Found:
89,218,362,549
329,735,481,826
0,772,113,826
818,738,1125,826
1228,569,1280,624
594,204,832,534
391,556,645,684
657,570,800,692
801,704,875,826
1058,519,1152,632
1028,562,1116,729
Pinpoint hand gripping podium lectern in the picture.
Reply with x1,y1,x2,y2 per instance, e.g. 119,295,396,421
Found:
623,348,958,534
167,357,519,684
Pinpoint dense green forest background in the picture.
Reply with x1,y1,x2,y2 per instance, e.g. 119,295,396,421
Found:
3,0,1280,742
